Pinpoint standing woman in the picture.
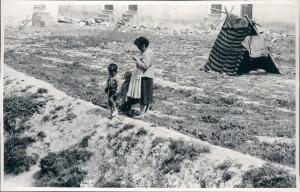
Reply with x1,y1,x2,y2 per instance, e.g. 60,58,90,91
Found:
132,36,154,116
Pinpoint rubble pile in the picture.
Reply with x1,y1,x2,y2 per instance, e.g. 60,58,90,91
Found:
115,17,223,37
57,16,115,30
262,29,295,43
18,15,32,30
57,15,223,36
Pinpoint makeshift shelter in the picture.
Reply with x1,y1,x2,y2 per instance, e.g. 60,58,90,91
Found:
204,13,280,75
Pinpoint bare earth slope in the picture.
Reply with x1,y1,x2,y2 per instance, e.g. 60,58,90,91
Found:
4,26,296,168
3,25,296,188
3,66,296,188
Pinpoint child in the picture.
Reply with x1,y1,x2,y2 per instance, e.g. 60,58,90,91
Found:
119,71,132,115
127,55,144,100
105,63,119,119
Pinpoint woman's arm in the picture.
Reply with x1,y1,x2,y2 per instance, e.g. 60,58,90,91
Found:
134,52,153,71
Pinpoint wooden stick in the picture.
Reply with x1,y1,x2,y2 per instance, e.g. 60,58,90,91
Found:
244,15,252,25
229,6,234,13
224,6,228,15
245,15,258,35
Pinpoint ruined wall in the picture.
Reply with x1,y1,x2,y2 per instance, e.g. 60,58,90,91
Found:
32,5,50,27
56,3,210,27
3,1,58,27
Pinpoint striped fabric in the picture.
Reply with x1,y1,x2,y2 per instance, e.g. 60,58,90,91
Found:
204,14,250,75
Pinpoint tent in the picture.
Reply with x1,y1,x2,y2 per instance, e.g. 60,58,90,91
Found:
204,13,280,75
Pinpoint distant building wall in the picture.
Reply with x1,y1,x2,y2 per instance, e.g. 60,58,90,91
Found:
241,4,253,19
32,5,50,27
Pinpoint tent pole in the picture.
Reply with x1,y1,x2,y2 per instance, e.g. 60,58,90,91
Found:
245,15,258,35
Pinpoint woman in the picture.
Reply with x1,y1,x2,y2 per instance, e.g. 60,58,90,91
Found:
132,36,154,116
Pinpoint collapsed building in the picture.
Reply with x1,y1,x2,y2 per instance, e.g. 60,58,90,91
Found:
57,4,138,26
55,4,255,27
24,3,294,29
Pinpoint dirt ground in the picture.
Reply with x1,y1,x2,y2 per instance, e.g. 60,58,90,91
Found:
3,66,296,188
3,23,296,187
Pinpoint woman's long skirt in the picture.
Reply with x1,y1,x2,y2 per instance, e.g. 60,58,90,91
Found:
141,77,153,105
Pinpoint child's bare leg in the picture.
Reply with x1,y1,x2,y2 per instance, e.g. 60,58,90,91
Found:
108,98,113,118
109,97,118,117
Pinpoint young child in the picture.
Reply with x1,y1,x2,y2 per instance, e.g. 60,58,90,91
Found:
127,55,144,100
119,71,132,115
105,63,119,119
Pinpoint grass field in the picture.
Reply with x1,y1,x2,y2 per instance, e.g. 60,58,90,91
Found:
4,24,296,169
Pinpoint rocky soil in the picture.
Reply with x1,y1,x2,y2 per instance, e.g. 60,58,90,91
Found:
3,22,297,188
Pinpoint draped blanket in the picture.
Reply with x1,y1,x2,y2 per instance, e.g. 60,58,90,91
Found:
204,14,250,74
204,14,280,75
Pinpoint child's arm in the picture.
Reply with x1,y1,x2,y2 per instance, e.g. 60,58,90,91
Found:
111,78,118,94
104,79,109,94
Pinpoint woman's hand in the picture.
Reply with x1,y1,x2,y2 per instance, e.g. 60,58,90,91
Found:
133,56,140,68
132,56,139,61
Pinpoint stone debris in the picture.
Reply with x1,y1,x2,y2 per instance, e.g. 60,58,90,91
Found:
55,13,223,35
260,27,295,43
18,15,32,30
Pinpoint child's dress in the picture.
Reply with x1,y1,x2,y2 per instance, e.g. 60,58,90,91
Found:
121,80,130,104
127,64,143,99
120,80,131,113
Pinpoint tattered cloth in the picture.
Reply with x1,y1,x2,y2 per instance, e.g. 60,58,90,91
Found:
241,35,268,58
204,14,250,74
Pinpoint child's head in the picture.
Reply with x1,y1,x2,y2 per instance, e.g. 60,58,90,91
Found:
108,63,118,77
123,71,132,82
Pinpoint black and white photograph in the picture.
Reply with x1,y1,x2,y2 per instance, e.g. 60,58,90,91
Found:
1,0,299,190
